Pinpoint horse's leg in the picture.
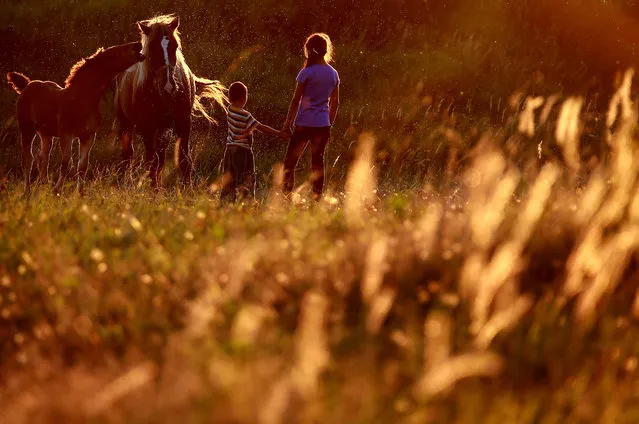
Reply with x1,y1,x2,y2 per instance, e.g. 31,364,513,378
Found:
118,115,135,177
116,99,134,173
37,133,53,184
176,118,193,188
77,134,96,194
153,134,167,188
119,127,134,172
140,129,157,186
53,135,73,194
20,127,37,197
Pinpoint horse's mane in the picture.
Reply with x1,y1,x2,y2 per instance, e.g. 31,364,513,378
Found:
65,48,106,88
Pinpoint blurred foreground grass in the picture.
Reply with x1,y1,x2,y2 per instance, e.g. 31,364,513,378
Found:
2,82,639,422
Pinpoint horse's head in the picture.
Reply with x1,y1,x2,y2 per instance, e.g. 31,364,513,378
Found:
138,15,181,95
65,41,144,90
101,41,145,75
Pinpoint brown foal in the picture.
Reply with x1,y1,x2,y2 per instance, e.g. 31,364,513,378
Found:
7,41,144,195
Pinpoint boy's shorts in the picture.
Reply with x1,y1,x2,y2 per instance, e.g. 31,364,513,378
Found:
220,144,255,202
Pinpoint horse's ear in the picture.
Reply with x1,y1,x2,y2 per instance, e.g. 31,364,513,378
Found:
169,16,180,32
138,21,152,36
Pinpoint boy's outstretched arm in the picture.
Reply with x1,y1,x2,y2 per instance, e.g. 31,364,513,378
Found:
256,123,287,138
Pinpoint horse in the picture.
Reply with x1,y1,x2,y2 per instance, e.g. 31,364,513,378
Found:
114,14,227,188
6,41,145,196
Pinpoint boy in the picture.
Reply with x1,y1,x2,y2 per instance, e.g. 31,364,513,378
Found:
221,81,285,202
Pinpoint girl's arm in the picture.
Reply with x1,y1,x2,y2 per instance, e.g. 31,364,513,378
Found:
283,82,305,131
329,85,340,125
256,123,287,138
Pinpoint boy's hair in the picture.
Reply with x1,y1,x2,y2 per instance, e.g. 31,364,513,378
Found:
228,81,248,102
303,33,334,68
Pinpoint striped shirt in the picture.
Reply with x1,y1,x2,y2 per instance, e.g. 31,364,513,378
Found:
227,105,259,148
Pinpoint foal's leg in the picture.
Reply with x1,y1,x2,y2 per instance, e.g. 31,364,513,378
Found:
37,133,53,184
77,134,96,194
176,118,193,187
53,136,73,194
20,127,37,197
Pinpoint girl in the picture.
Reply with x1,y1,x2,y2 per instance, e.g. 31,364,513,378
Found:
282,33,340,201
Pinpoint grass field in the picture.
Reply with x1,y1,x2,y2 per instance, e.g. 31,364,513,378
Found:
3,1,639,423
2,108,639,423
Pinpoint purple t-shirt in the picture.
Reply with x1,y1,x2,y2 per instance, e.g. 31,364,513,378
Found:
295,64,340,128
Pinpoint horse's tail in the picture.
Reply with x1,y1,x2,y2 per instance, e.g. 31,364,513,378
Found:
6,72,31,94
192,75,228,124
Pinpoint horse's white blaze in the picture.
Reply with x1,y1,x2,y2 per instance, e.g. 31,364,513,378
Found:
131,33,182,93
161,36,173,93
